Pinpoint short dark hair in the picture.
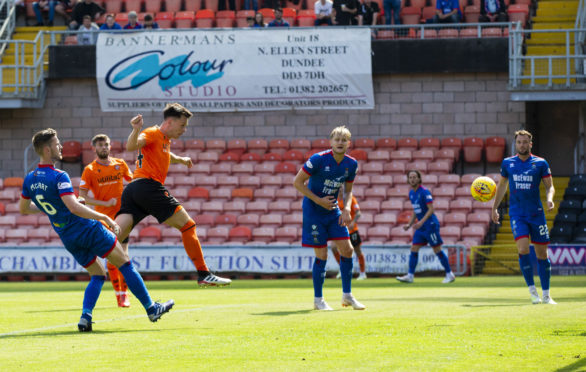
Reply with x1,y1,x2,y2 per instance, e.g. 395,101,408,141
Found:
274,7,282,12
144,14,153,21
91,133,110,146
83,15,91,20
163,103,193,119
32,128,57,156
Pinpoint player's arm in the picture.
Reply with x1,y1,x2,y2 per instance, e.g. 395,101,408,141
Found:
126,114,146,151
170,151,193,168
61,194,120,234
19,196,41,215
403,212,417,231
542,175,555,211
340,182,353,226
293,169,337,210
491,176,509,224
78,188,116,207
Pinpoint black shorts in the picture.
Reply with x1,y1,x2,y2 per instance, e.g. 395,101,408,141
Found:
350,231,362,247
117,178,181,226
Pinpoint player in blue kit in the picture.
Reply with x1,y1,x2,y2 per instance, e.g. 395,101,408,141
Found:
293,126,365,311
19,128,174,331
396,170,455,284
492,130,556,305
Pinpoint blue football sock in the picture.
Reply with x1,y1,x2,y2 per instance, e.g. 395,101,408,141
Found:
312,258,327,298
408,252,419,275
82,275,105,315
118,261,153,310
518,254,535,287
436,250,452,273
537,258,551,291
340,256,353,294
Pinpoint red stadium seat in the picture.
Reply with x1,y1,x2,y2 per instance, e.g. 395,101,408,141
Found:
207,138,228,153
275,162,298,174
397,137,418,150
182,200,202,214
360,200,382,213
144,0,162,12
254,163,276,175
508,4,529,26
482,27,503,38
253,188,276,201
283,150,304,162
275,226,298,243
209,188,231,201
463,137,484,163
260,214,283,227
217,175,239,188
0,202,5,216
283,212,302,225
247,139,268,155
438,28,459,39
406,161,428,173
290,139,311,151
207,227,228,244
297,14,316,26
433,185,456,199
349,149,368,161
196,175,218,188
189,163,211,176
461,173,482,185
3,177,23,189
304,150,321,161
219,152,239,164
381,199,404,212
214,213,237,227
374,213,397,225
240,153,262,163
263,153,283,163
421,174,439,186
450,199,473,213
485,136,506,163
258,7,275,22
16,215,38,228
438,174,461,186
390,226,412,242
365,186,388,202
362,163,384,175
412,149,435,161
433,199,450,211
232,163,254,175
467,211,491,226
239,175,261,188
164,0,182,11
367,226,391,241
28,227,51,243
227,139,247,156
455,186,470,197
104,0,123,13
428,161,452,175
252,227,275,243
268,139,289,154
416,29,438,39
368,150,391,162
376,138,397,150
461,225,486,241
421,6,436,22
464,5,480,23
440,137,462,161
444,212,467,228
61,141,82,162
370,174,393,187
247,200,269,213
387,185,411,198
194,213,216,227
5,228,27,244
237,214,260,228
440,226,461,242
198,152,219,164
311,138,330,150
353,138,376,150
397,210,412,224
400,6,421,25
228,226,252,243
216,10,235,27
390,150,413,162
0,215,16,227
384,162,406,175
0,189,18,202
269,200,292,213
185,139,205,151
195,9,215,28
232,187,254,201
139,226,161,243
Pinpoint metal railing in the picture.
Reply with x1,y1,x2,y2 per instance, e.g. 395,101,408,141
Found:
0,0,16,56
0,31,47,98
509,27,586,89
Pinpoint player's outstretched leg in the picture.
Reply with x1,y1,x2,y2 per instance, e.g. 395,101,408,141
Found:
434,247,455,284
336,240,365,310
78,274,105,332
537,255,556,305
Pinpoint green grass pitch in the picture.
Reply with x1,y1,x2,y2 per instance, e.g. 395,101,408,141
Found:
0,276,585,371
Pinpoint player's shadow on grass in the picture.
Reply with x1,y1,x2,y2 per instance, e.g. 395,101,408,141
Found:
370,296,528,305
555,356,586,372
252,309,313,316
25,306,118,313
0,328,169,340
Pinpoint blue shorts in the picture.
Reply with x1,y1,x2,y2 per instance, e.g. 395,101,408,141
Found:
412,222,443,247
302,210,350,248
59,219,118,268
510,214,549,244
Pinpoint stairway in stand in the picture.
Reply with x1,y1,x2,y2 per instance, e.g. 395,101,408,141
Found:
522,0,579,85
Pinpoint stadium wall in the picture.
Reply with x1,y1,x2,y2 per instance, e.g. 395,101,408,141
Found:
0,72,523,177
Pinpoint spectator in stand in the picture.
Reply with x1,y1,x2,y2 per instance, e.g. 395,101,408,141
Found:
332,0,359,25
143,14,160,29
358,0,380,26
314,0,334,25
32,0,55,26
253,12,266,27
479,0,508,22
247,16,256,27
69,0,104,30
268,8,290,27
382,0,400,25
244,0,258,12
99,14,122,30
219,0,236,11
124,11,143,29
78,15,99,45
433,0,461,23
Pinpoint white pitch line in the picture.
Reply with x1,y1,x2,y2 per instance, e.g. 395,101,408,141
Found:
0,304,248,338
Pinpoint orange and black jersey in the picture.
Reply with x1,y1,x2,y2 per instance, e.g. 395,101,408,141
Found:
133,126,171,185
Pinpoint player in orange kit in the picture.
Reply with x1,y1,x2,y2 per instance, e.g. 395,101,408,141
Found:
114,103,231,287
79,134,133,307
331,191,367,280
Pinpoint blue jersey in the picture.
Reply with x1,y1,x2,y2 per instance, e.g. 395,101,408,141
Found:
408,186,440,228
301,150,358,215
22,164,85,233
500,154,551,217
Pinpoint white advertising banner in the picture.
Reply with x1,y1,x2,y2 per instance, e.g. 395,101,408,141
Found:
0,245,446,274
96,28,374,112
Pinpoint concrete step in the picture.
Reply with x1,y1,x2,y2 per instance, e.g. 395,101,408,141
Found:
526,45,575,55
480,266,518,275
